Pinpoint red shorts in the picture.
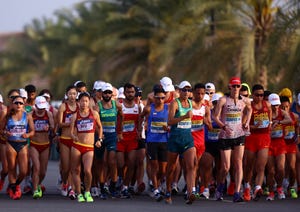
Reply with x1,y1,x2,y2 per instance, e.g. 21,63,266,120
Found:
117,139,138,153
30,140,50,153
72,142,94,155
268,138,286,156
245,133,271,153
286,143,297,154
60,136,73,149
192,130,205,157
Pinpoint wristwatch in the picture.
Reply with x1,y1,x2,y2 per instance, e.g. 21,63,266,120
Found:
98,138,103,142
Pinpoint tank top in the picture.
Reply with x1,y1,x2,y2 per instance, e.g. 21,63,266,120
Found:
271,109,284,139
219,96,245,139
205,111,221,143
6,111,28,141
164,92,174,104
98,100,118,133
283,112,297,144
75,109,96,133
170,98,192,134
146,103,168,143
63,103,78,124
122,103,139,139
32,110,50,132
191,103,206,132
250,100,271,133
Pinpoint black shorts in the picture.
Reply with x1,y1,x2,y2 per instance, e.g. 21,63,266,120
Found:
137,138,146,149
146,142,168,162
205,142,220,158
218,136,245,151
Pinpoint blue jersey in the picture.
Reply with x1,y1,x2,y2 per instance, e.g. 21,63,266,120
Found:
6,112,28,141
146,103,168,143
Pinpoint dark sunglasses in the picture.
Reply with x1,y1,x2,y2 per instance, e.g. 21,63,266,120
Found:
103,91,112,94
13,101,24,105
206,92,214,95
231,85,241,88
181,88,192,92
241,94,249,97
10,95,18,99
154,96,165,100
254,93,264,97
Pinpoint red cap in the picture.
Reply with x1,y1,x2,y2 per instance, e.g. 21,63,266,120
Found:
229,77,241,85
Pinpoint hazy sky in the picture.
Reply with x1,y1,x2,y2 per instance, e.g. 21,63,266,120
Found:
0,0,83,33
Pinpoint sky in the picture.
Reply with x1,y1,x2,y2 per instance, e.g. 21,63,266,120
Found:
0,0,83,33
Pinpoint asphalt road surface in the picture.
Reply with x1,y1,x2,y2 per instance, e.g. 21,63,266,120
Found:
0,161,300,212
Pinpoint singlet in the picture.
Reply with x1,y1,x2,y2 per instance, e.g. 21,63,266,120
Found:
205,111,221,143
146,103,168,143
122,103,139,140
271,109,284,139
170,98,192,134
164,92,174,104
219,96,245,139
98,100,118,133
75,109,96,133
284,112,297,144
62,103,78,124
250,100,271,133
32,110,50,132
6,111,28,141
191,103,206,132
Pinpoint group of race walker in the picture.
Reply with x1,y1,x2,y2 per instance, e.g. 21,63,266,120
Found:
0,76,299,205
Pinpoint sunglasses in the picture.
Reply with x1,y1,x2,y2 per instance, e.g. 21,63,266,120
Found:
181,88,192,92
231,85,241,88
13,101,24,105
206,92,214,95
241,94,249,97
10,95,18,99
254,93,264,97
154,96,165,100
103,91,112,94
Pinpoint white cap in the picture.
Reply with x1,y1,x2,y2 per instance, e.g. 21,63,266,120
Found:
212,93,222,102
35,96,49,109
298,93,300,105
74,80,82,87
205,82,215,91
102,83,113,92
0,94,3,103
178,80,191,89
203,94,210,101
118,87,125,99
93,80,106,90
42,93,51,98
19,88,28,99
160,77,175,92
268,93,281,105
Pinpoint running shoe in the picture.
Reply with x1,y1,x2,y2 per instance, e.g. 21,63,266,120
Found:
15,185,22,199
172,183,179,195
33,189,40,199
91,187,100,197
290,188,298,199
110,190,120,198
154,192,163,202
277,187,286,200
164,192,172,205
68,189,76,200
263,187,270,196
253,187,263,201
266,191,275,201
215,190,223,201
100,192,108,200
233,192,243,203
0,179,4,191
84,191,94,202
185,192,196,204
243,187,251,201
120,188,131,199
23,185,32,195
227,182,235,196
61,184,68,197
77,193,85,203
200,188,210,199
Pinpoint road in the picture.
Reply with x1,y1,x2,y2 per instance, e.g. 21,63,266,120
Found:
0,161,300,212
